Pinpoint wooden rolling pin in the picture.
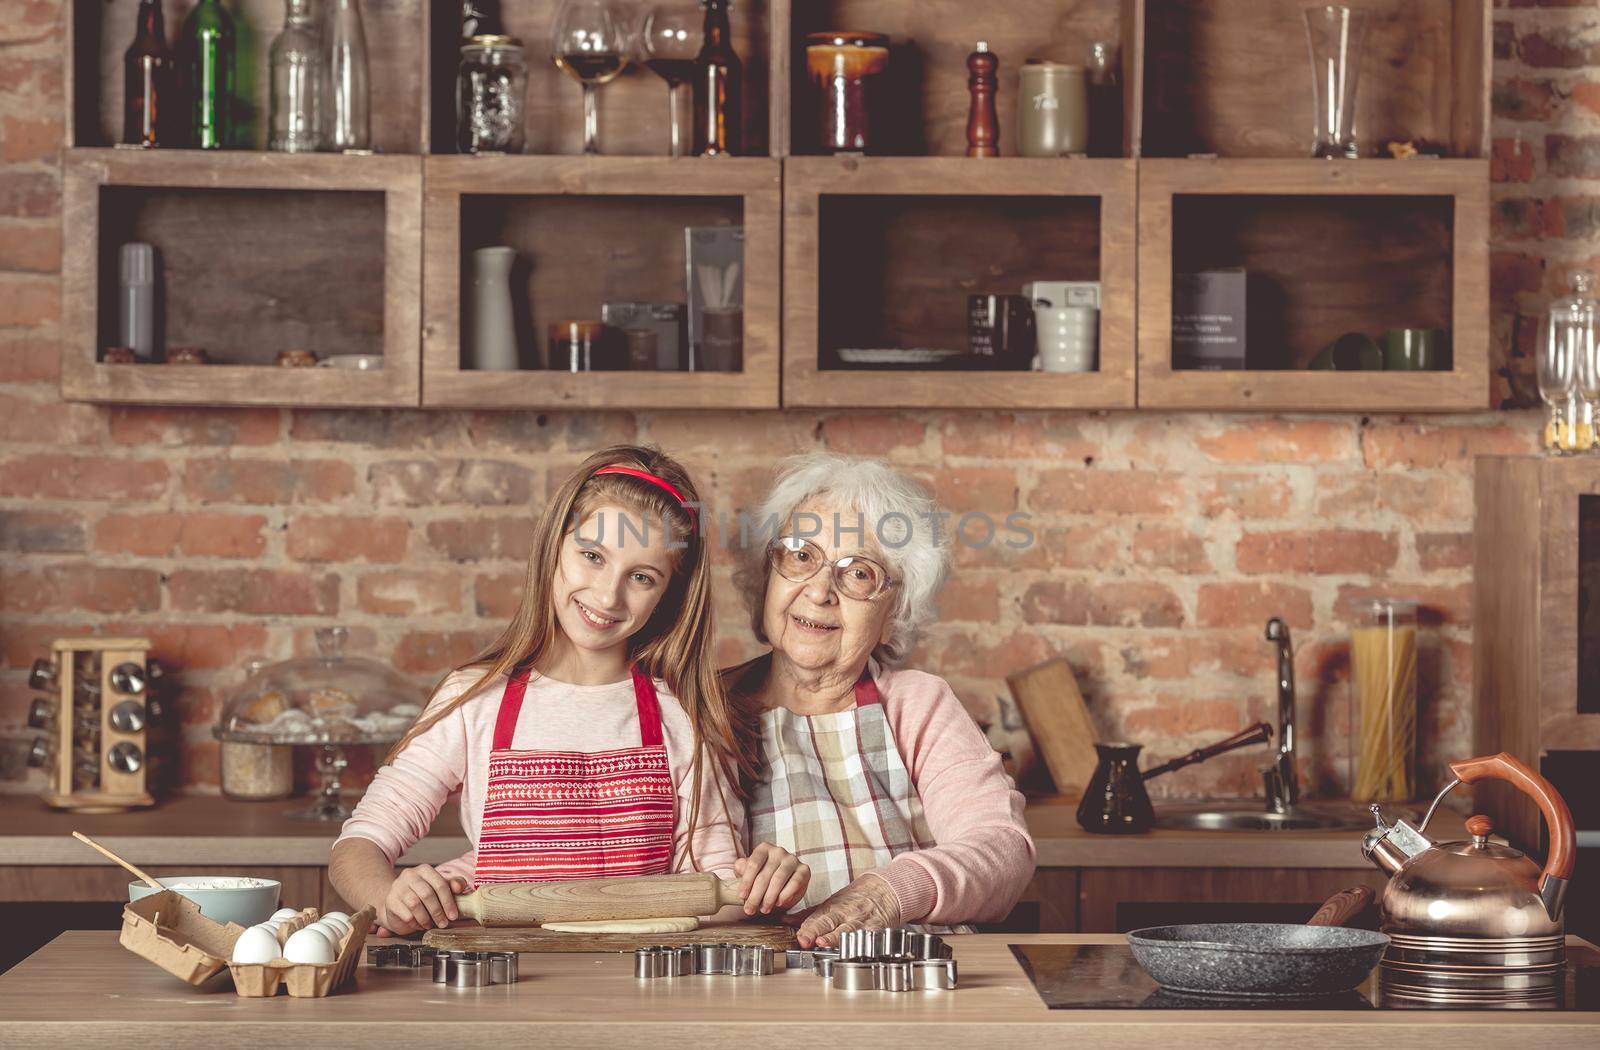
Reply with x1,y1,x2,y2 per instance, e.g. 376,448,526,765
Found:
455,872,743,927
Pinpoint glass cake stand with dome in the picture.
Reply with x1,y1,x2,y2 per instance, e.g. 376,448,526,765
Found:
214,627,426,820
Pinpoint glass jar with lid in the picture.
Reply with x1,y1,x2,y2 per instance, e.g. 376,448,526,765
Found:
1350,598,1418,802
214,627,424,819
457,34,527,154
1540,270,1598,454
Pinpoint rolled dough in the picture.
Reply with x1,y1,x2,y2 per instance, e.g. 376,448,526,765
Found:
540,917,701,934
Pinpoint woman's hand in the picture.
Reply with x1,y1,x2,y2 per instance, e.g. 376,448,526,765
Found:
375,864,469,935
732,842,810,915
795,873,901,948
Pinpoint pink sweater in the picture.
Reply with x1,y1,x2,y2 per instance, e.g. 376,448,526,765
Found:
336,669,743,885
758,662,1037,927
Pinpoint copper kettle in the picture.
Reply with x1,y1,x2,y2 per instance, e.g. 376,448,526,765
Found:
1361,752,1575,971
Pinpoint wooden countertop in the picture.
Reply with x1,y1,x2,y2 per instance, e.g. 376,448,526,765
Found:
2,793,1467,869
4,932,1594,1047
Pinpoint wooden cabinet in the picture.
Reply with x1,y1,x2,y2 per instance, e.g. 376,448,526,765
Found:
782,157,1137,409
1136,158,1489,411
421,156,781,409
58,0,1492,412
1475,456,1600,851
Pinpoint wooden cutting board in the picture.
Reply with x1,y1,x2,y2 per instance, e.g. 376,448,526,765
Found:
423,924,796,953
1006,656,1099,801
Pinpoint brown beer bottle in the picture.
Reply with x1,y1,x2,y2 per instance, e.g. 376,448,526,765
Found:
123,0,177,146
691,0,742,156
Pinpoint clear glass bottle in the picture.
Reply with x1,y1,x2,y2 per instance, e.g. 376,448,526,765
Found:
457,35,527,153
1542,271,1599,454
327,0,370,150
269,0,326,152
1351,598,1418,802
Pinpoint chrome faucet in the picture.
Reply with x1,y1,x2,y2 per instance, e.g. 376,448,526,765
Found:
1261,617,1299,813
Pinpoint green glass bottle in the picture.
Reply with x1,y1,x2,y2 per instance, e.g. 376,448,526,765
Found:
180,0,235,148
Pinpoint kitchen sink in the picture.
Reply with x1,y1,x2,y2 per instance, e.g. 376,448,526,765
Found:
1154,800,1420,832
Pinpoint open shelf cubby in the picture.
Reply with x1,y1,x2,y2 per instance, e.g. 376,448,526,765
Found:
428,0,776,157
783,156,1136,409
61,149,422,406
778,0,1143,158
421,155,781,408
1136,158,1488,411
68,0,426,152
1140,0,1489,159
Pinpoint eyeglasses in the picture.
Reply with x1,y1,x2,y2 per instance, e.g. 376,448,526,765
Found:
766,536,894,602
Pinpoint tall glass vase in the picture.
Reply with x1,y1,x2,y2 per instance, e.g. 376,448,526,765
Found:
1303,5,1368,159
327,0,370,150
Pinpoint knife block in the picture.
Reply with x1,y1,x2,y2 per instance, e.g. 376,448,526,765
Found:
28,637,162,812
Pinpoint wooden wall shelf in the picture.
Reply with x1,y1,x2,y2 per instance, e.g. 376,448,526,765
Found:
58,2,1492,412
60,148,422,407
782,157,1137,410
1136,158,1489,412
1141,0,1489,160
421,155,781,409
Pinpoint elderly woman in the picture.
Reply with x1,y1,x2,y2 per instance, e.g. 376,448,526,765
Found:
727,452,1035,947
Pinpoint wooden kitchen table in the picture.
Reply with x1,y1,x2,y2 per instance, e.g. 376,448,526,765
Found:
3,933,1595,1048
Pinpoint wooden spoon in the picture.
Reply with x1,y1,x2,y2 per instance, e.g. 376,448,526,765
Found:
71,830,164,890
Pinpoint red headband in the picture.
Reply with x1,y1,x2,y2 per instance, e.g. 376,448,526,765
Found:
592,465,697,521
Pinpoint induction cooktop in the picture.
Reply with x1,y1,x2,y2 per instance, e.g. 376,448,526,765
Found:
1009,943,1600,1011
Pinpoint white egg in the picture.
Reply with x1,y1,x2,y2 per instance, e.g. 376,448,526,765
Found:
316,916,352,938
270,908,299,921
231,926,282,965
319,910,351,925
283,927,337,965
303,920,344,945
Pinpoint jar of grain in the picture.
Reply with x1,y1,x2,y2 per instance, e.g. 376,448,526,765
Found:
218,660,293,801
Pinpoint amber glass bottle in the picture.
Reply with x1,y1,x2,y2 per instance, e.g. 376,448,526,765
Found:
691,0,741,156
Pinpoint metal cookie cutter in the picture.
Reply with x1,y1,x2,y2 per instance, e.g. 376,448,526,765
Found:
785,947,839,971
367,943,439,970
636,943,775,979
825,928,958,992
432,949,520,986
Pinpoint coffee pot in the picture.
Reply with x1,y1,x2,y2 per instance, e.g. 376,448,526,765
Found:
1362,751,1575,978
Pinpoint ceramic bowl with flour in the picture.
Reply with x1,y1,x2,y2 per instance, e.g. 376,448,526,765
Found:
129,875,281,927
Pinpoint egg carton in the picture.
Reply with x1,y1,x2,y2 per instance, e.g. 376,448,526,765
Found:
228,906,375,998
119,889,247,987
119,890,374,997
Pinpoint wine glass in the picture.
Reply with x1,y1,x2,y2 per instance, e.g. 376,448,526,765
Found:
550,0,632,155
637,2,701,157
1539,300,1579,454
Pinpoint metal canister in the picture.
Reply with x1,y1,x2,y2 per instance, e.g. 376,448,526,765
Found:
1018,61,1088,157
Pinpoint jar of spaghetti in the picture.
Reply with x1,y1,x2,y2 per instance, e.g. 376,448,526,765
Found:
1350,598,1418,802
805,31,890,154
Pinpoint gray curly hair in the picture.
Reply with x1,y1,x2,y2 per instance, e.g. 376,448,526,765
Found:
734,451,951,667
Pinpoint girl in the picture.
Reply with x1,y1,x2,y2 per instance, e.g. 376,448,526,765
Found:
331,446,808,934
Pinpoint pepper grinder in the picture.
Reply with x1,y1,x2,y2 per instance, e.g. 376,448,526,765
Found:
966,41,999,157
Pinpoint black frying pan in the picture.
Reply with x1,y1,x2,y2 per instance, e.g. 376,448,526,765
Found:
1127,887,1389,998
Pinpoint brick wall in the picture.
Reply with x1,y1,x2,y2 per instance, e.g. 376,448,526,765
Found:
0,2,1581,801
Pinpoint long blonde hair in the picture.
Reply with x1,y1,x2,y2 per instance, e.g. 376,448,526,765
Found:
386,445,758,864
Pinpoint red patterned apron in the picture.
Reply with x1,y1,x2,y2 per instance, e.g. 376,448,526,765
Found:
473,667,676,884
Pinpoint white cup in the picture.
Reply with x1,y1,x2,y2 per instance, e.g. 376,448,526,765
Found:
1035,305,1099,372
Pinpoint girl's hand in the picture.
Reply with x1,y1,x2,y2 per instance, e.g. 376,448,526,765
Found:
377,864,470,935
795,873,901,948
732,842,810,915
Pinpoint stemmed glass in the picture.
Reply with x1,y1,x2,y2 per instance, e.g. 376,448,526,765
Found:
638,2,701,157
551,0,632,155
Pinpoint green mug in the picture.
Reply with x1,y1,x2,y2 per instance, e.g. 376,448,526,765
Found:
1384,328,1444,371
1309,332,1383,371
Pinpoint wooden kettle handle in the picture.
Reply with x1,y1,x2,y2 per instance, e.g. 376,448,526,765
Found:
1448,752,1576,883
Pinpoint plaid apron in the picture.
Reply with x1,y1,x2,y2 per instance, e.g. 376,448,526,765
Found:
747,667,936,911
473,666,675,884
